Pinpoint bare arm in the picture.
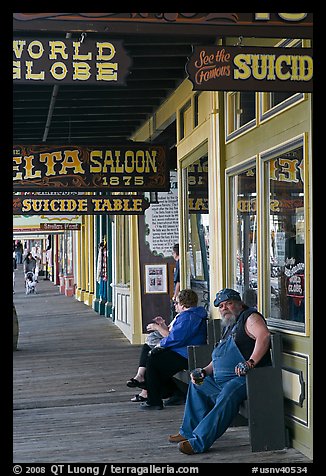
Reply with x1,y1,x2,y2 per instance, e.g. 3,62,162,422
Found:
244,313,271,365
202,361,213,376
146,322,170,337
173,281,180,301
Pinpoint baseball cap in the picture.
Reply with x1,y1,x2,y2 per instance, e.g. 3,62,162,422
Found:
214,288,241,307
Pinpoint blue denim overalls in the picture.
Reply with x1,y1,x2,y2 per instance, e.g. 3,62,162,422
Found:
179,320,247,453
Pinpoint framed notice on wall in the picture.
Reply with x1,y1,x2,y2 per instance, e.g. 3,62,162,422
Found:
144,264,168,294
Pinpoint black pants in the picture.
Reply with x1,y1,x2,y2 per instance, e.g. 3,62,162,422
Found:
139,343,152,368
145,348,188,405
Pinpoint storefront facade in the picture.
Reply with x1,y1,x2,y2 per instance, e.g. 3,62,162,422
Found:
129,40,313,460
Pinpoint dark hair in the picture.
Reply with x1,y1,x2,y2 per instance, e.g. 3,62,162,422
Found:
178,289,198,308
24,252,32,262
172,243,179,255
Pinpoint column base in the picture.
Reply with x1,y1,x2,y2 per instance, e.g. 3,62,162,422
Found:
105,301,113,319
59,274,65,294
84,292,94,306
92,297,100,313
93,296,108,315
92,297,109,316
64,275,75,297
76,288,85,301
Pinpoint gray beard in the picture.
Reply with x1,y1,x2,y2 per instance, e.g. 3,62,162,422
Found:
221,314,237,328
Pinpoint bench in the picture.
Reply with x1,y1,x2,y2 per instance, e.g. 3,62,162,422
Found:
173,318,287,452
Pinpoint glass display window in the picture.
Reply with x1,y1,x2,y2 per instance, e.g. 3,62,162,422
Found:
262,138,306,331
228,164,258,308
116,215,130,284
226,91,256,141
259,92,304,122
184,156,210,311
259,40,306,122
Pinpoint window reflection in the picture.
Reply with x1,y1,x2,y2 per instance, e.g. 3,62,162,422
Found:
232,168,258,308
186,156,210,312
268,146,305,324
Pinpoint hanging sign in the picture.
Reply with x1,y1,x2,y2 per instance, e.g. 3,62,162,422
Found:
186,46,313,92
13,37,132,85
13,194,150,215
13,14,313,39
40,223,81,230
13,144,169,192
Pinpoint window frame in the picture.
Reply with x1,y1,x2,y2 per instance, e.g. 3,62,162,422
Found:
225,157,258,302
259,135,309,335
259,39,307,124
225,91,257,143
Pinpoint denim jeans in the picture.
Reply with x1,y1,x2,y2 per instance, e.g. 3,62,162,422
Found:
179,333,247,453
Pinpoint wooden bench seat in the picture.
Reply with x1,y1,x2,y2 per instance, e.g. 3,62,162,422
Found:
173,318,287,452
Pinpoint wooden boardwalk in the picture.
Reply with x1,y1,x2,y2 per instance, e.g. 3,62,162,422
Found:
13,266,313,466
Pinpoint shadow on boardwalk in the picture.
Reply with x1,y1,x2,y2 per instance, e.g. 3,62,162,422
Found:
13,266,312,465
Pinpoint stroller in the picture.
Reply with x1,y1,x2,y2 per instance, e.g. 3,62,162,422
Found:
25,271,37,295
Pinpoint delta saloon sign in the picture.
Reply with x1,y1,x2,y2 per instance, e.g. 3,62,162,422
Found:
186,46,313,93
13,144,169,192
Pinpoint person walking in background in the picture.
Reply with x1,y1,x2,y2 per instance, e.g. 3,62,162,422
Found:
172,243,180,302
171,243,180,319
33,253,41,283
169,288,271,454
14,240,23,264
23,252,36,277
13,251,17,293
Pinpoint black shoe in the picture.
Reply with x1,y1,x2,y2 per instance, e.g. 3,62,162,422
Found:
126,378,146,389
139,402,163,410
164,393,185,406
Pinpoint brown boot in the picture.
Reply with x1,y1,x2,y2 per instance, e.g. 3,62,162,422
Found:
178,440,195,455
168,433,187,443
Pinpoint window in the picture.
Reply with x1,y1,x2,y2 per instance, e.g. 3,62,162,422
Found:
184,156,209,311
263,140,305,330
194,93,199,127
259,40,305,121
269,92,294,108
179,100,192,140
260,92,304,121
116,215,130,284
229,166,258,308
226,91,256,140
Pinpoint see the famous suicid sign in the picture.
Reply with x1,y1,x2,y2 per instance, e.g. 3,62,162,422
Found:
186,46,313,93
13,145,169,192
13,37,131,85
